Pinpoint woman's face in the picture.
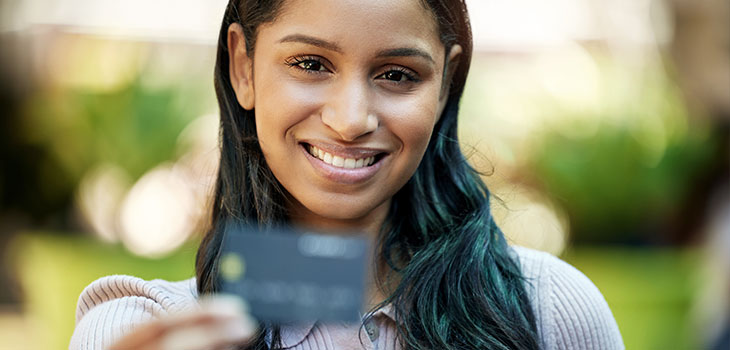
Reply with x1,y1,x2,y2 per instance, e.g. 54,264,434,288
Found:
230,0,459,232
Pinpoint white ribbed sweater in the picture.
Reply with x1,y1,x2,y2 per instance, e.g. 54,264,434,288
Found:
70,246,624,349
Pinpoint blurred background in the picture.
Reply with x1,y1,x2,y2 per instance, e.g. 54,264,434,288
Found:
0,0,727,349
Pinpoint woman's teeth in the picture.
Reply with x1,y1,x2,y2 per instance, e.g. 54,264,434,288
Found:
308,145,375,169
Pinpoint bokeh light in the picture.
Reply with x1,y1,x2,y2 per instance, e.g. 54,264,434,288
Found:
118,163,196,257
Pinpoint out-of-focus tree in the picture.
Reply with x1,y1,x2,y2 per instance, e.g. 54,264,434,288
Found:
670,1,730,348
526,60,719,245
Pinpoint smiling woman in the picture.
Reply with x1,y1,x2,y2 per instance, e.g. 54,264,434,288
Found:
69,0,623,349
232,0,457,232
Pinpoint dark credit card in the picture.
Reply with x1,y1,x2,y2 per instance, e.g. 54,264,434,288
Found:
218,223,370,323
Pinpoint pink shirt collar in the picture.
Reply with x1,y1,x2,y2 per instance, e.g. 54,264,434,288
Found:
279,304,398,348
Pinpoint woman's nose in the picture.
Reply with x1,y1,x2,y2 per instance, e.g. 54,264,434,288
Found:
320,80,378,141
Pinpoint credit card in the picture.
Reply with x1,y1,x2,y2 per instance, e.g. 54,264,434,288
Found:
218,222,370,323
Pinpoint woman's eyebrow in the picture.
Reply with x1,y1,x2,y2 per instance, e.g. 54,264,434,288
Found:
376,48,435,64
278,34,342,53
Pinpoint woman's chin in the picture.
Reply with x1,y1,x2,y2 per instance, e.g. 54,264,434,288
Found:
288,196,391,233
305,203,376,223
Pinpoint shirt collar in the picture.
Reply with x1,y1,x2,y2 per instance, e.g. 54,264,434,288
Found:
279,304,399,348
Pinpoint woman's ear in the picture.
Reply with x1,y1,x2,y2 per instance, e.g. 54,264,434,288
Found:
228,23,255,110
436,44,463,120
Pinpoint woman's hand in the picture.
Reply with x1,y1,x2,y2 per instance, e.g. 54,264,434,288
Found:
109,295,257,350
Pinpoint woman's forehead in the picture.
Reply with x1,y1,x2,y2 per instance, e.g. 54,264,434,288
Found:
260,0,443,55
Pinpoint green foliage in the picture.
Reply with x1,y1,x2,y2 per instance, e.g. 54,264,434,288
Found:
22,76,208,182
564,246,701,349
527,60,718,243
531,125,715,242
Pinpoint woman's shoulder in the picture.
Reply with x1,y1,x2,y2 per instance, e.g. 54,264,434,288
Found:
74,275,199,321
510,245,625,350
70,275,198,350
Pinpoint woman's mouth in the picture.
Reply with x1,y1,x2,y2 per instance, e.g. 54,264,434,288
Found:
306,144,376,169
299,142,388,184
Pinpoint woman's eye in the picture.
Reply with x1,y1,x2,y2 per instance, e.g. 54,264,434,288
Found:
377,68,419,84
287,57,328,73
383,71,405,81
298,60,323,71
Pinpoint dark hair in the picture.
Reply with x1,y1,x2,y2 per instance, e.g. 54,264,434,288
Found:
196,0,540,349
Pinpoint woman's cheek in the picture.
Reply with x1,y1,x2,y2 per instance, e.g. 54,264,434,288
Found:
380,96,439,149
257,77,327,123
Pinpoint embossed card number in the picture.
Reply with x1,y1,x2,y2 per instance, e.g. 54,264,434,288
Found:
219,223,369,323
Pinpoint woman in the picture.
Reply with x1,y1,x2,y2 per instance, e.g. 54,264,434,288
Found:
70,0,624,349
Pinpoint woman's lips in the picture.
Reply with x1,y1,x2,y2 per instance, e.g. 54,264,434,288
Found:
299,143,387,184
307,144,376,169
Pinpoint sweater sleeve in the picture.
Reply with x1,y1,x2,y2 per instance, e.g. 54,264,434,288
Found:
513,247,624,350
69,275,198,350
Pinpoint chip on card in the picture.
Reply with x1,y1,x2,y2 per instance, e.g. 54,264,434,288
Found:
218,222,370,323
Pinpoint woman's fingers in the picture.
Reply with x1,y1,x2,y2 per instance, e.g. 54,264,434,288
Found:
161,296,258,350
159,318,253,350
109,295,257,350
